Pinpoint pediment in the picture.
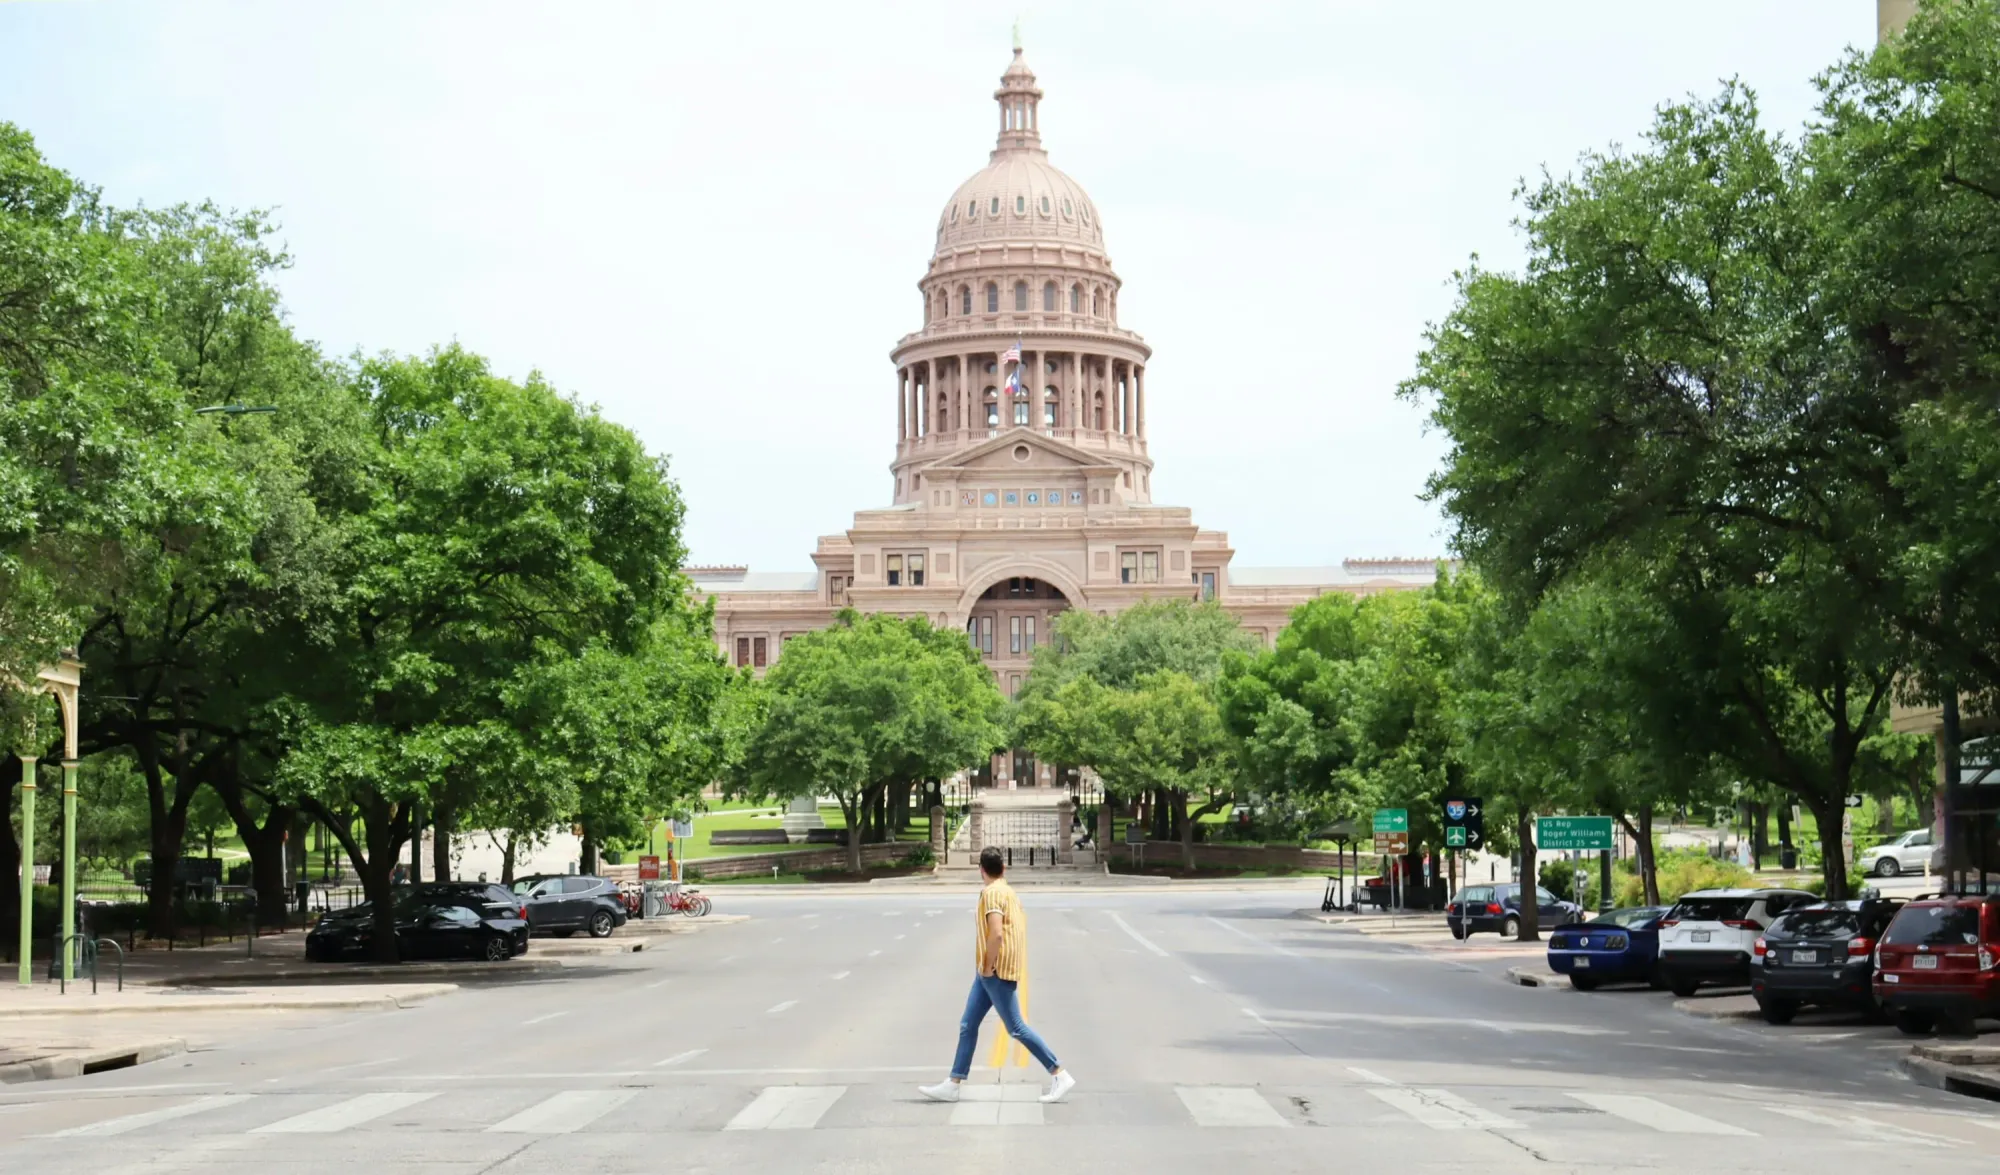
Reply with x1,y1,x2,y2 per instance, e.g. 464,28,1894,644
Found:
920,429,1122,476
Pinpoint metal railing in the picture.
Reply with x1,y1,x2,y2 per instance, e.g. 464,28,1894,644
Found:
52,934,124,994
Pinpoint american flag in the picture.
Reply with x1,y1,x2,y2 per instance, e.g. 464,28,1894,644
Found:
1001,340,1022,366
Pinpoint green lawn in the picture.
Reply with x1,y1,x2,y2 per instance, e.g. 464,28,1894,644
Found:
649,804,934,861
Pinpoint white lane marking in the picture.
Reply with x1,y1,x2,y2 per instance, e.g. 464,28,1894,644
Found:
1766,1105,1955,1148
1176,1087,1287,1127
378,1066,941,1081
487,1089,636,1134
252,1092,437,1134
769,938,784,945
895,934,905,940
767,1000,798,1014
925,909,943,916
1346,1067,1397,1086
830,971,851,980
882,910,904,917
317,1058,399,1076
1240,1008,1270,1025
1366,1087,1519,1131
719,955,739,964
950,1083,1044,1126
1108,912,1168,957
11,1083,226,1099
654,1049,707,1068
1570,1093,1751,1136
1205,916,1301,958
1188,974,1208,986
1256,1008,1618,1037
724,1086,847,1130
643,978,672,990
522,1011,570,1026
49,1095,254,1137
868,949,882,957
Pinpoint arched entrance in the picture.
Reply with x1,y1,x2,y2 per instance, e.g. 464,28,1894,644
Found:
962,575,1071,788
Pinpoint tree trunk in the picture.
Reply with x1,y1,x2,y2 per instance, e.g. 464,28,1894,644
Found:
431,804,452,882
1175,791,1195,870
1516,808,1541,942
499,833,518,886
0,758,18,959
1151,789,1171,841
1777,803,1794,853
408,805,423,885
842,795,864,874
144,801,195,940
1749,803,1767,870
1808,793,1849,901
580,823,598,876
1638,804,1659,905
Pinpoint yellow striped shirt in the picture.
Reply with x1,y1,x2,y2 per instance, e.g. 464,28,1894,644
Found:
975,879,1027,981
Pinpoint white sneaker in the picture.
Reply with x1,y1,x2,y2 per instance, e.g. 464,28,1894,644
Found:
918,1081,962,1103
1040,1070,1076,1103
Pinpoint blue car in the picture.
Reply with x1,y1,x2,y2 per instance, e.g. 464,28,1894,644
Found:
1546,906,1668,990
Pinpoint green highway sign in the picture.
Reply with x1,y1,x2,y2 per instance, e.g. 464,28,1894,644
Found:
1445,826,1467,848
1537,815,1614,851
1372,808,1408,835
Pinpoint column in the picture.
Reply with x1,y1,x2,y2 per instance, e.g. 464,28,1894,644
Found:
1122,363,1134,437
1136,365,1146,439
61,757,76,984
15,754,34,986
897,368,907,441
916,363,927,438
959,355,971,437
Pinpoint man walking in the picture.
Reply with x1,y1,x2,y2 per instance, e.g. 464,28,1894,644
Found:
919,846,1076,1104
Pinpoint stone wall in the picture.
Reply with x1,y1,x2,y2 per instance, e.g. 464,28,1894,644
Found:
1105,841,1355,871
683,842,918,880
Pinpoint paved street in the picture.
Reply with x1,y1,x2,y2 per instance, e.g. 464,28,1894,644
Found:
2,883,1995,1173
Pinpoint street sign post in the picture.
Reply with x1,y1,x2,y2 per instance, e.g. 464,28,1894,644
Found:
638,855,661,882
672,818,694,840
1441,797,1484,850
1536,816,1614,851
1372,831,1409,855
1372,809,1408,835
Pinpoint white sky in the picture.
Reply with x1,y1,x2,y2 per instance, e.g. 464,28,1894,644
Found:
0,1,1877,571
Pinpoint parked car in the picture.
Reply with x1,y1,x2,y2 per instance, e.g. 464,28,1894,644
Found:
1874,891,2000,1036
510,874,630,938
1750,898,1904,1023
1545,905,1668,990
1859,829,1934,878
1446,883,1583,939
306,886,528,963
1656,887,1818,996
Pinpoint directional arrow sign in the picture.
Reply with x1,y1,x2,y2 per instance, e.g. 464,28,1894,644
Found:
1537,815,1614,851
1445,826,1467,848
1441,797,1484,853
1372,809,1408,835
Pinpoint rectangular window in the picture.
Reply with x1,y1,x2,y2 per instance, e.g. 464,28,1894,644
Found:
736,637,750,667
968,617,979,647
1044,401,1057,427
752,637,767,668
1009,673,1022,698
962,288,972,315
1014,401,1029,426
1010,616,1023,655
986,401,1000,427
1014,284,1028,311
1042,284,1056,312
886,554,902,586
980,616,995,655
908,553,925,587
1120,552,1138,584
1141,551,1161,583
1024,617,1035,650
1201,572,1216,602
986,286,998,313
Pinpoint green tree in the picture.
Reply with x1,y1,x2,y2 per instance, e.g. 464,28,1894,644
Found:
735,611,1005,873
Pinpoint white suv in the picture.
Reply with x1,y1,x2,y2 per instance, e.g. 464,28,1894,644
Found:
1858,828,1933,878
1657,887,1818,996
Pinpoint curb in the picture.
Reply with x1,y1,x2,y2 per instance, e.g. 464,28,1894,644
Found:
534,941,644,955
0,1038,186,1084
154,959,568,987
0,984,459,1017
1901,1053,2000,1100
1671,998,1762,1021
1506,967,1568,989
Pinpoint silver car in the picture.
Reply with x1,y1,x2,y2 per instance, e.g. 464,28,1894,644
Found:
1859,828,1933,878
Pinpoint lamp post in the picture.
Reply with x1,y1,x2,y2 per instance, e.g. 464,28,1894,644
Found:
15,748,33,987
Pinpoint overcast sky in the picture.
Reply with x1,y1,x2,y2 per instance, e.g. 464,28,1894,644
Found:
1,1,1878,571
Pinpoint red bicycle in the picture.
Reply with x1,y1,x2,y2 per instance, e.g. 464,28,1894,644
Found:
663,888,711,917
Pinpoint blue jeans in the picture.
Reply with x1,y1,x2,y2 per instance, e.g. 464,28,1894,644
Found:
950,973,1060,1079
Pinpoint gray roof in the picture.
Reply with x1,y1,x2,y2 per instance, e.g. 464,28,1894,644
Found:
689,570,820,593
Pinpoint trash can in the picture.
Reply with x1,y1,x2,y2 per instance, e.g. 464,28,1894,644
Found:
1779,845,1798,870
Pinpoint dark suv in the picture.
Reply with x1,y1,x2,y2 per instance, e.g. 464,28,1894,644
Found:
1446,883,1582,939
1874,892,2000,1036
511,874,629,938
1750,898,1904,1024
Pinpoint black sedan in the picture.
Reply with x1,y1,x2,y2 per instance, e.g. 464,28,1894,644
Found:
306,886,529,963
1751,898,1905,1024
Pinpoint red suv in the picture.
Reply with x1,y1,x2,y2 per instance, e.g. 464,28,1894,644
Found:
1873,892,2000,1036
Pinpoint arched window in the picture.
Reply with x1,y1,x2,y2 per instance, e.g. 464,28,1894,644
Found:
1043,387,1059,428
1039,195,1051,216
985,283,999,313
1091,288,1102,317
984,387,1000,428
1092,392,1106,431
1042,282,1057,312
1013,281,1028,312
1070,284,1081,313
961,286,972,316
1015,195,1026,215
990,197,1000,216
936,392,949,430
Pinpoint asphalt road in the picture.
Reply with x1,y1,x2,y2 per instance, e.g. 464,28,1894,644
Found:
2,883,1996,1173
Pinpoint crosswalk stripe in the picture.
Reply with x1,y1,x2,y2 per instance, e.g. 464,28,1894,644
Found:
1569,1093,1751,1135
251,1092,437,1134
1176,1087,1287,1128
949,1083,1044,1126
1766,1105,1956,1148
1367,1087,1521,1131
50,1094,255,1138
723,1086,847,1131
486,1090,635,1134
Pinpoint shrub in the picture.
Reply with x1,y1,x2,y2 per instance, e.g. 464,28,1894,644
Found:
900,844,936,869
683,866,705,883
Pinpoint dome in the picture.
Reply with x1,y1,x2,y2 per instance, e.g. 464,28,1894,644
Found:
933,48,1107,254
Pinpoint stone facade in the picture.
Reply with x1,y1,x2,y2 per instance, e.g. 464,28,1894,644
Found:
693,47,1445,782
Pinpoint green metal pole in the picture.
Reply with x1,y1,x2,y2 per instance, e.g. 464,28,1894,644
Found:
16,756,36,986
61,759,77,985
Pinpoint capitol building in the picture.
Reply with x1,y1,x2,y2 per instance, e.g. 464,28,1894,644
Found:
692,46,1442,785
